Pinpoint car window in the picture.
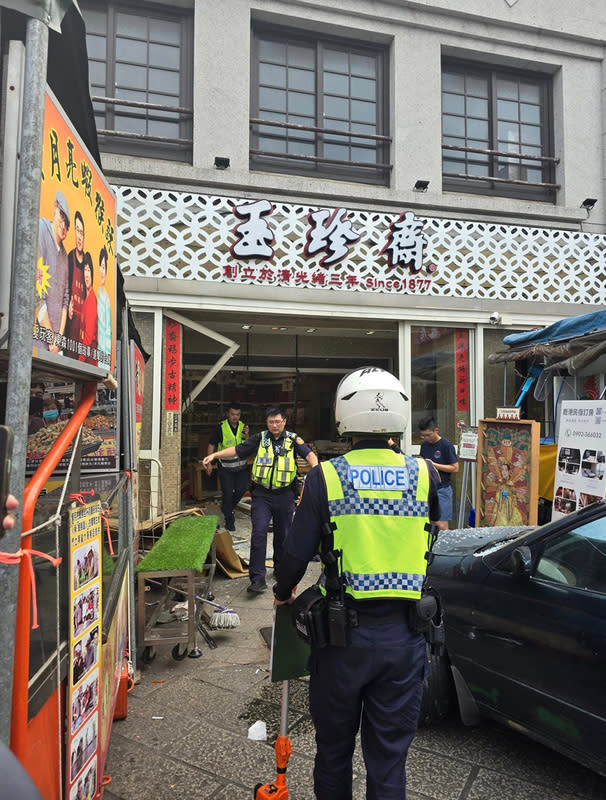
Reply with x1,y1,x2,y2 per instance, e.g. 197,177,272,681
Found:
535,519,606,593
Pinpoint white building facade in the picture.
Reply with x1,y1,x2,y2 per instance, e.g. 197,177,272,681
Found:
81,0,606,505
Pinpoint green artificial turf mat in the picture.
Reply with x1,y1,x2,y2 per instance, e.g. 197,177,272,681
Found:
135,515,217,573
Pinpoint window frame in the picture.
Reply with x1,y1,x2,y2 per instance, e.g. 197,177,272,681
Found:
250,23,391,186
81,0,193,162
441,58,556,203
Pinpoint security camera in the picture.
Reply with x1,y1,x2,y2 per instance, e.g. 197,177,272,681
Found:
489,312,502,325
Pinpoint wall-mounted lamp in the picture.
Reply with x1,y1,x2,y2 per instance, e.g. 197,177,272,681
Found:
306,328,316,333
365,330,376,335
413,179,430,192
241,324,251,330
214,156,230,170
581,197,597,211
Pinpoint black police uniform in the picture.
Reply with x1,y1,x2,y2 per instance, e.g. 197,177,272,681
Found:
274,439,439,800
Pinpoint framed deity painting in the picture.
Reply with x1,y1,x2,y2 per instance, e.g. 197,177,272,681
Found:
476,419,540,527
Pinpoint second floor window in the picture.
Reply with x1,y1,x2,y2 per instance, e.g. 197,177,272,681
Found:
81,2,192,161
250,27,390,185
442,60,557,202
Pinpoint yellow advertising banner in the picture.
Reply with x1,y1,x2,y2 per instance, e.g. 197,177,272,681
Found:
34,88,116,375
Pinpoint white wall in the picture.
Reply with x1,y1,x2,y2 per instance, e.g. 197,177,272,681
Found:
104,0,606,232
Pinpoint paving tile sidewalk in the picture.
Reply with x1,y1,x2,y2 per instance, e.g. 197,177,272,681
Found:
103,505,606,800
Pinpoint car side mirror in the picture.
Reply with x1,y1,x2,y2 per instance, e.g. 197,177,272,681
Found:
510,545,532,581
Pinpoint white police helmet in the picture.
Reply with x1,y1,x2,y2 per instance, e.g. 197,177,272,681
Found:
334,367,409,436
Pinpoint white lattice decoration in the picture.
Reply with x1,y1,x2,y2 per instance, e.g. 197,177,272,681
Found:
115,186,606,303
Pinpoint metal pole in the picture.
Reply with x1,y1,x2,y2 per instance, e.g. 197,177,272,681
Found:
0,16,49,745
457,461,470,529
121,308,137,673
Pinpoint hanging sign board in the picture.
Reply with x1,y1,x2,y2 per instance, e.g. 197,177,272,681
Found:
33,88,116,376
553,401,606,520
458,425,478,462
67,501,102,800
26,380,119,474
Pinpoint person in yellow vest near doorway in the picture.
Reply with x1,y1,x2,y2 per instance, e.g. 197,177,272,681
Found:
273,368,440,800
203,406,318,593
205,403,249,531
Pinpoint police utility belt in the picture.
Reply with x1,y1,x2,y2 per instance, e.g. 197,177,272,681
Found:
293,521,443,650
251,481,294,494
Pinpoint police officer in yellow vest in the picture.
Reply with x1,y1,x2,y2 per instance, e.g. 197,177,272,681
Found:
274,367,439,800
203,406,318,593
206,403,249,531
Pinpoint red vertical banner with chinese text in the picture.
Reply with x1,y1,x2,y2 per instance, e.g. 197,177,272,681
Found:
164,319,181,411
455,329,469,414
131,341,145,461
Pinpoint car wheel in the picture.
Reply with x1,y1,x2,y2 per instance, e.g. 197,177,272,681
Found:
418,643,453,726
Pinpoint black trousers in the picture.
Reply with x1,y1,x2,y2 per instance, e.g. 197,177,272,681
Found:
308,619,425,800
217,466,248,527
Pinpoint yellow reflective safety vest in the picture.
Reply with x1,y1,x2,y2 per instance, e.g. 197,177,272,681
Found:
252,431,298,489
320,448,431,601
218,419,248,470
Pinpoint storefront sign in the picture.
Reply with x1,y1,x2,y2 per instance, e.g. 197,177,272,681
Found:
164,319,181,411
553,401,606,520
34,89,116,375
117,186,606,305
67,501,102,800
222,199,436,292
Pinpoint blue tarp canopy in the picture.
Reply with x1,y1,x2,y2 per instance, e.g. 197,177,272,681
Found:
489,309,606,400
503,309,606,349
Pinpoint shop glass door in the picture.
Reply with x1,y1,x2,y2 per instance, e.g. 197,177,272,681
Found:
411,326,472,523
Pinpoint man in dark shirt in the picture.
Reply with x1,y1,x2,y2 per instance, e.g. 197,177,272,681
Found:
419,415,459,530
205,403,249,531
203,406,318,593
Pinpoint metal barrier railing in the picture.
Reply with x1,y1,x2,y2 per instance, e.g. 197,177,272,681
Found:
137,455,166,554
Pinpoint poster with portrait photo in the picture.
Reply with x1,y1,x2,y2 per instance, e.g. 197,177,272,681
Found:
69,714,98,782
71,668,99,735
34,88,116,378
69,760,97,800
72,538,100,592
72,625,100,687
475,419,540,527
73,584,100,639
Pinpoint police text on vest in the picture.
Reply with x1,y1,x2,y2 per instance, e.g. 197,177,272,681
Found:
348,465,409,491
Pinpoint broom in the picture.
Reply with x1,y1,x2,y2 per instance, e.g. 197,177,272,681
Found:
144,577,240,629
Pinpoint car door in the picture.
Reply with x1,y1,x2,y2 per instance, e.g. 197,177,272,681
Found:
461,518,606,770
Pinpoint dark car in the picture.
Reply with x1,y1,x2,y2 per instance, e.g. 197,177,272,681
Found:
421,500,606,777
